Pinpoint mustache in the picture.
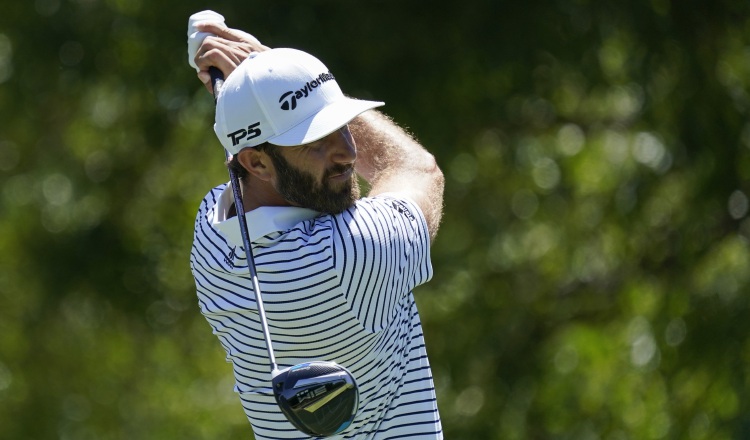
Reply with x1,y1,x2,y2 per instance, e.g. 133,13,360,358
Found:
324,164,354,179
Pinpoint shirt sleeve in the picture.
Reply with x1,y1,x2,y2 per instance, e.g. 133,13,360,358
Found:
329,194,433,333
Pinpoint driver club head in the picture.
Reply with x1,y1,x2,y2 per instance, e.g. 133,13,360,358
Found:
272,361,359,437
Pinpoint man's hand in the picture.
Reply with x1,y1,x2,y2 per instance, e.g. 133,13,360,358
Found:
192,23,270,94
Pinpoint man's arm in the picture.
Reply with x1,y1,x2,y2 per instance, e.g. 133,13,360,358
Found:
350,111,444,241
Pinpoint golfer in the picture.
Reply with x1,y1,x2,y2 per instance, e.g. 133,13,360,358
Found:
189,20,445,439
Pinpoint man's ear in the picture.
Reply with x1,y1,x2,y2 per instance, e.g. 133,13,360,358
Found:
237,147,273,181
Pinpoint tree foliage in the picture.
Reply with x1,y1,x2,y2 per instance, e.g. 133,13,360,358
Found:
1,0,750,439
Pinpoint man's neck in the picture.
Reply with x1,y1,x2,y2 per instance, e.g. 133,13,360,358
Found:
231,179,293,217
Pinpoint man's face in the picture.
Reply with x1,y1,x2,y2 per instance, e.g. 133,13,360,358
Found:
267,127,360,214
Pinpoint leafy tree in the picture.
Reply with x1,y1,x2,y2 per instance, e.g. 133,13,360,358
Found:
1,0,749,438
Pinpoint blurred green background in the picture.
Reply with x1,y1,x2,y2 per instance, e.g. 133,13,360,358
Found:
2,0,750,439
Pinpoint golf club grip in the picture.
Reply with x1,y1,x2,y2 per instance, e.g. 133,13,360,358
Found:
209,66,224,100
210,65,279,372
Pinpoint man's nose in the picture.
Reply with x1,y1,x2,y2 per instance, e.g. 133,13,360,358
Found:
329,126,356,164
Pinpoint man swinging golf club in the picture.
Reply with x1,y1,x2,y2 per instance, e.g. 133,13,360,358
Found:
187,11,445,439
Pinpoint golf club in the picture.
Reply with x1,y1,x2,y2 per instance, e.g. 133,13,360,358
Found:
210,66,359,437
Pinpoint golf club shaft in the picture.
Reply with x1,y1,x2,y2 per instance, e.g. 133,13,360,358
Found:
210,66,279,373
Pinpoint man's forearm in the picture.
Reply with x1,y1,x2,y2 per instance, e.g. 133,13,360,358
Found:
350,110,429,184
350,110,445,240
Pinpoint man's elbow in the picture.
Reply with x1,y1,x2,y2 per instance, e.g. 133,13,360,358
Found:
422,153,444,242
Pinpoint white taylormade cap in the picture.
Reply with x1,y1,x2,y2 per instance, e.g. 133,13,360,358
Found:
215,48,384,155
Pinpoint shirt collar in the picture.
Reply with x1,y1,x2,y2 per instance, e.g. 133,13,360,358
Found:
211,181,321,247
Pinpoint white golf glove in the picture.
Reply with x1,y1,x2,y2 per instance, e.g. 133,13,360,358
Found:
186,10,262,72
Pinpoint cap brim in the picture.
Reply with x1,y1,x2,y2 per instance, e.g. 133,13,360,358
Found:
267,97,384,147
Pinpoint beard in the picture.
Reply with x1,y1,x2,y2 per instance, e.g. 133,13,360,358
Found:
265,146,360,214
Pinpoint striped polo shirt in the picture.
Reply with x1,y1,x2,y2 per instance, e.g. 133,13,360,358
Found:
190,182,443,439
